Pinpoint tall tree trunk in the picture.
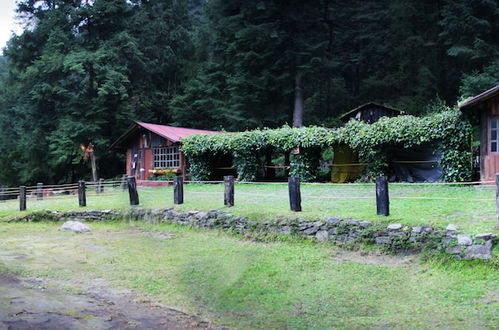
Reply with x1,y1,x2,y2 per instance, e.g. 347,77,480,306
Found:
293,71,304,127
87,63,96,97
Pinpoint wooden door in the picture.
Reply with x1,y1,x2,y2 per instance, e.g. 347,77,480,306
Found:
482,100,499,182
137,149,145,180
131,140,140,179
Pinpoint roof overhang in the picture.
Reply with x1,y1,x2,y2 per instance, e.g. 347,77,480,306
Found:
459,85,499,111
110,122,222,150
339,102,401,120
109,122,144,150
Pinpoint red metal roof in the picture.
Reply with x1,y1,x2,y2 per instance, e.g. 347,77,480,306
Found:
110,122,222,149
136,122,221,142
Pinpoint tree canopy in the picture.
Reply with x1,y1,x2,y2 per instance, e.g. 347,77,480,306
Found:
0,0,497,185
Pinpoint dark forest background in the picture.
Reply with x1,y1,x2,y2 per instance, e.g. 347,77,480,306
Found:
0,0,497,185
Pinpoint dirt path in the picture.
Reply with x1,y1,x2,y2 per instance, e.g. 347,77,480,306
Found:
0,269,211,330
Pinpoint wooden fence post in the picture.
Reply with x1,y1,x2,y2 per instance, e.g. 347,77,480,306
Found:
174,176,184,204
127,176,140,206
496,174,499,229
121,174,128,190
376,176,389,216
224,176,234,207
19,186,26,211
288,177,301,212
98,178,104,193
36,183,43,200
0,185,5,203
78,181,86,207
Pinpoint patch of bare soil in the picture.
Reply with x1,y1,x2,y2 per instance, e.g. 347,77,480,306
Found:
138,230,176,240
331,250,420,267
479,291,499,305
0,269,212,330
123,227,177,240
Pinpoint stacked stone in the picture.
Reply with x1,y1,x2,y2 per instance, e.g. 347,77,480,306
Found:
9,209,498,260
443,224,497,259
60,210,119,222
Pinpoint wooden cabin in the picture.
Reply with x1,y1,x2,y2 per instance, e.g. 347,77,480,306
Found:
110,122,221,183
460,85,499,182
333,103,402,182
339,102,401,124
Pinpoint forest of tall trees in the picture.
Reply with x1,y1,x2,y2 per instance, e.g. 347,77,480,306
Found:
0,0,497,185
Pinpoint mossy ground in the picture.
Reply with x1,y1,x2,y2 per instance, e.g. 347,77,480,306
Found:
0,222,497,329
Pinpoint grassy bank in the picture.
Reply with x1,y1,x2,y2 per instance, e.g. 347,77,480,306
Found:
0,221,497,329
1,183,497,233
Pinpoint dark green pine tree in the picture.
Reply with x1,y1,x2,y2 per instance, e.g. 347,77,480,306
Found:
438,0,499,97
0,0,497,185
0,0,196,184
170,0,330,130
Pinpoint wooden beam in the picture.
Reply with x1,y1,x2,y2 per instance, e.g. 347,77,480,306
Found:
288,177,302,212
19,186,26,211
36,183,43,200
224,176,234,207
78,181,86,207
376,176,389,216
121,174,128,190
127,176,140,206
174,176,184,205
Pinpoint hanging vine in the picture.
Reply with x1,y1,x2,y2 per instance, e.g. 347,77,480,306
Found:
181,109,472,182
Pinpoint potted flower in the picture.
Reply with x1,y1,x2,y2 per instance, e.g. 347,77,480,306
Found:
149,168,180,183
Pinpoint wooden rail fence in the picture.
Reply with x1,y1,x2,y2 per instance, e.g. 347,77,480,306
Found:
2,175,499,228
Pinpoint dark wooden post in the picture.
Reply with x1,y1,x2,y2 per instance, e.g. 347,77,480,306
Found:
19,186,26,211
376,176,389,216
121,174,128,190
98,178,104,193
78,181,86,207
224,176,234,207
288,177,301,212
174,176,184,204
495,174,499,229
36,183,43,200
127,176,140,206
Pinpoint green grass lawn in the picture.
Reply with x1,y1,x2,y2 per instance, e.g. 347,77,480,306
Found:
1,183,497,233
0,222,497,329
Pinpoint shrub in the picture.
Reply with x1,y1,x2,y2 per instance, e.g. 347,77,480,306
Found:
181,108,472,182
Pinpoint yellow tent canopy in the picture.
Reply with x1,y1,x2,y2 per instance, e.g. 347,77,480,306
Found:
331,144,364,183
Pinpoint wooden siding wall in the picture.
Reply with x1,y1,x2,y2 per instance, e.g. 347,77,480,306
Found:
126,149,131,176
150,133,175,147
480,95,499,182
480,109,487,181
346,105,400,124
126,131,185,180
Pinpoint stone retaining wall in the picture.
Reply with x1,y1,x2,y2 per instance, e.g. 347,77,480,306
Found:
9,208,498,260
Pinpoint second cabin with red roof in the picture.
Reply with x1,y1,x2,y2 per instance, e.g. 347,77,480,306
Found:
110,122,221,183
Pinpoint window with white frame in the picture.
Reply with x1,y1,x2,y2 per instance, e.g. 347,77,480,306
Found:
153,146,180,168
491,118,499,153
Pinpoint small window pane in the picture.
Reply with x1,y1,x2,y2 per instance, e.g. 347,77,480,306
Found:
153,146,180,168
492,130,497,141
492,119,497,129
492,142,497,152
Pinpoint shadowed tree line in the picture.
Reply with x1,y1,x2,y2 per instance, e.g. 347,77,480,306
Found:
0,0,497,185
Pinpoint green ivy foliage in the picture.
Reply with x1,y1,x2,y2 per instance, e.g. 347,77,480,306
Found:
181,109,472,182
189,156,212,181
289,148,321,182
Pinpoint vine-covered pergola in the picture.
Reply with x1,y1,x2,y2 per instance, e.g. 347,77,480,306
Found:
181,109,472,182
